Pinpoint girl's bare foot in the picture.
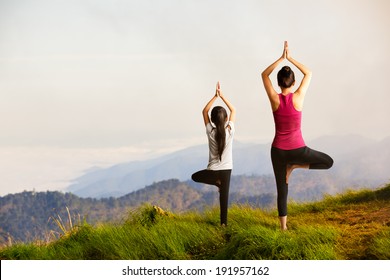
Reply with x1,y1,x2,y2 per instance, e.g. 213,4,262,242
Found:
216,179,221,192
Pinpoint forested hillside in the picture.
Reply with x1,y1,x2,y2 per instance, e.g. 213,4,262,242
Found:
0,177,273,243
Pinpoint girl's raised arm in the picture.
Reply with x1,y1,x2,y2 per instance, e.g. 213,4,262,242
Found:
202,85,219,126
217,82,236,123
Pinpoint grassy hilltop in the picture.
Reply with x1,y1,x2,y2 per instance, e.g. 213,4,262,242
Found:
1,184,389,260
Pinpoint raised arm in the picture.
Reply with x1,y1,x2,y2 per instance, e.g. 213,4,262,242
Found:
216,81,236,123
285,42,312,110
261,43,286,111
202,89,218,126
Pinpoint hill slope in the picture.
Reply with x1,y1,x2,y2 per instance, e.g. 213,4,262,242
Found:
1,184,389,260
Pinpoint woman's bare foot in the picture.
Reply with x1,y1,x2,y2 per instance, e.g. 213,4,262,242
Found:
279,216,288,231
286,164,310,183
286,164,294,184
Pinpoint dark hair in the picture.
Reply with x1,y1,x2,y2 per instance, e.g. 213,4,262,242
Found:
277,66,295,88
210,106,228,161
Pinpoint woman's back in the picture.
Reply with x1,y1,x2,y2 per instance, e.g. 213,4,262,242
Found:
272,93,305,150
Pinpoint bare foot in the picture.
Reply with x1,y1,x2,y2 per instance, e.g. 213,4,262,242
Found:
216,179,221,192
286,164,309,183
279,216,288,231
286,164,294,184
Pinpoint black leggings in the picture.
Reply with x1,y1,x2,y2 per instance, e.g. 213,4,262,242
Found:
271,146,333,217
191,169,232,225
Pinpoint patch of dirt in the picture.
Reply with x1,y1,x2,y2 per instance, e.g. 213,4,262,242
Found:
328,202,390,259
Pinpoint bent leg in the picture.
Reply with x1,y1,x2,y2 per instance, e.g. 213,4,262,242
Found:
192,169,231,225
271,146,333,230
191,169,220,186
301,147,334,170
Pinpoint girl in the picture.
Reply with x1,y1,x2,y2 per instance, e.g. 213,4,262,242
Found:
261,41,333,230
192,82,236,226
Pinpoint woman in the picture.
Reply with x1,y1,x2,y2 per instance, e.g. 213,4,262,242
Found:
261,41,333,230
192,81,236,226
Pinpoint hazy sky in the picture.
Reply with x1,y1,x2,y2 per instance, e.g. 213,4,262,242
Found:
1,0,389,195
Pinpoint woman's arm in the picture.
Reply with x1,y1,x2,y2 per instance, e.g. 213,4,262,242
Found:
285,42,312,110
217,81,236,123
261,43,286,111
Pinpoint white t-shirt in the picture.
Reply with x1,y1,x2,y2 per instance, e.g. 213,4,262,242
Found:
206,121,235,170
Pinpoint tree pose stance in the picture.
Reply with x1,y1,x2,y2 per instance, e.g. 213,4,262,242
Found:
192,82,236,226
261,41,333,230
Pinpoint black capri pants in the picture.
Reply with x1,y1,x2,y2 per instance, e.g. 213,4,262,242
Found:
271,146,333,217
191,169,232,225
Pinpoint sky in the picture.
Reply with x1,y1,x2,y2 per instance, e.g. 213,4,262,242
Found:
0,0,389,196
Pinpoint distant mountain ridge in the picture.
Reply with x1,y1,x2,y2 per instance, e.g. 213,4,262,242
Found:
67,134,390,198
67,141,272,197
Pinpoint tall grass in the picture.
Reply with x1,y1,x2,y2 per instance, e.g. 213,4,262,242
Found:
367,228,390,259
0,204,338,260
1,185,389,260
215,205,338,260
48,206,82,240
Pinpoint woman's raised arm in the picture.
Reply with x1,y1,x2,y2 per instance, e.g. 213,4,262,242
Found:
285,41,312,110
261,42,286,111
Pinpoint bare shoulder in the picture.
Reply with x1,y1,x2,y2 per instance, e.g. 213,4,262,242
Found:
292,92,304,111
270,93,280,112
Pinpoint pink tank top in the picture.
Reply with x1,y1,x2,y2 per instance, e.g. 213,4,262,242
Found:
272,93,305,150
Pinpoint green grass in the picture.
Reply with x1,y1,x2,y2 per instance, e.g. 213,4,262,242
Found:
367,228,390,259
1,185,389,260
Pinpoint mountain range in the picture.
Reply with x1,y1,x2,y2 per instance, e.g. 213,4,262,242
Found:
67,134,390,198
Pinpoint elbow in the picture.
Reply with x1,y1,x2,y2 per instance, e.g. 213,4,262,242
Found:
261,70,271,82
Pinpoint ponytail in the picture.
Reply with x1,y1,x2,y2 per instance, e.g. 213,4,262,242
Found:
211,106,228,161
